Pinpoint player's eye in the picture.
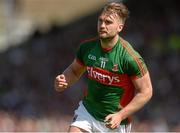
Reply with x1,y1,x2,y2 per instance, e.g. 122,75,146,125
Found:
98,18,103,23
105,19,113,25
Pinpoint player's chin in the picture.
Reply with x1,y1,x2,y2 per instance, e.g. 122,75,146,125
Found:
98,34,108,39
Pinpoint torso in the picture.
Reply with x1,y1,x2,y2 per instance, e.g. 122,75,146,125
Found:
76,37,147,124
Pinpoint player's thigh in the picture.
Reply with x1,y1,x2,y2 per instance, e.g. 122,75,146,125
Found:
68,126,88,132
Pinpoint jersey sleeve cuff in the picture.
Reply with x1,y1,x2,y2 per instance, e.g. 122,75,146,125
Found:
131,75,140,80
76,58,85,66
131,70,148,80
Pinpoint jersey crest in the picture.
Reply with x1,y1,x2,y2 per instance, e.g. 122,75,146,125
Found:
112,64,119,72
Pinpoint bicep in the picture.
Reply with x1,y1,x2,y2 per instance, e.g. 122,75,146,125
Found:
132,71,153,96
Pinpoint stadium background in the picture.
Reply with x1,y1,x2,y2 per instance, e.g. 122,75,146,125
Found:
0,0,179,131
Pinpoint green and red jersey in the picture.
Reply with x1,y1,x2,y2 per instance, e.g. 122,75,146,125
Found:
76,37,147,125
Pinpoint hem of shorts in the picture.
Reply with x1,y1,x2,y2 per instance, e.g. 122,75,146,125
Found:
98,119,130,125
70,124,91,132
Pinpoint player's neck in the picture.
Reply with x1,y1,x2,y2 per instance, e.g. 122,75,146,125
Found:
100,35,119,49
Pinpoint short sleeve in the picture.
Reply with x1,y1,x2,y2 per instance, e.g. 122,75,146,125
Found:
76,44,85,66
124,53,148,80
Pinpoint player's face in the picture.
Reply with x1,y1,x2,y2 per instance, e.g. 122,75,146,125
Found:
98,12,123,39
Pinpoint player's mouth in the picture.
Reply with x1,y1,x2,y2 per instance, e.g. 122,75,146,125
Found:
99,31,107,34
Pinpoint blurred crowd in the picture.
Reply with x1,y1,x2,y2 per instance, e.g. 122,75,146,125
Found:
0,1,180,132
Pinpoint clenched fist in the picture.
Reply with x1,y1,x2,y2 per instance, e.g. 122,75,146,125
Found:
54,74,68,92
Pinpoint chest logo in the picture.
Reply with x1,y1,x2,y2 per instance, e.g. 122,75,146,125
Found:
88,54,96,61
112,64,118,72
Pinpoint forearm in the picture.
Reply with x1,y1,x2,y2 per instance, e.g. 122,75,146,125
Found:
118,72,153,120
54,59,86,92
63,65,82,88
119,91,152,120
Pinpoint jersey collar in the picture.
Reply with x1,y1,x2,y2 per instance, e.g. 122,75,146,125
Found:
100,37,120,52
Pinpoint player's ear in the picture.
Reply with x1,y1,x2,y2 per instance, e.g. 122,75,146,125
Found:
117,24,124,32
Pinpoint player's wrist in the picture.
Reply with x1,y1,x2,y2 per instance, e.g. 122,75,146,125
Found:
117,110,125,121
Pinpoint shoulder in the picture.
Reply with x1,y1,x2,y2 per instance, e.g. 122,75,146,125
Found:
119,37,137,55
76,37,99,55
119,37,141,60
79,37,99,48
119,37,147,77
76,37,99,65
80,37,99,44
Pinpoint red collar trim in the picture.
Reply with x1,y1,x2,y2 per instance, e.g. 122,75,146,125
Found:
101,47,114,52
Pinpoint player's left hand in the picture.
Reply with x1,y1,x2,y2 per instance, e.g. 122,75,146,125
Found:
104,112,122,129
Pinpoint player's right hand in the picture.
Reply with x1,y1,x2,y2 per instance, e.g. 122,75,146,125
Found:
54,74,68,92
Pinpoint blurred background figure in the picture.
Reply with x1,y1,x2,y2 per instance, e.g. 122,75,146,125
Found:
0,0,179,131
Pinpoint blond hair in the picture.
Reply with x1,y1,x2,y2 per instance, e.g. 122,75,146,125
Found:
102,2,129,24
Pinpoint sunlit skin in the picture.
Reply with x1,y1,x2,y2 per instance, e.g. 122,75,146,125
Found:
97,12,124,49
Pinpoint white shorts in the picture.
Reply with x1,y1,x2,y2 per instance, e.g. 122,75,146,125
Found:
70,101,131,133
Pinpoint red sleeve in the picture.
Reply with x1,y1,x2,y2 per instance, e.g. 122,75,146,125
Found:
75,58,85,66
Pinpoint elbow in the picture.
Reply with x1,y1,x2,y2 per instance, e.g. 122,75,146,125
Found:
148,91,153,101
145,87,153,102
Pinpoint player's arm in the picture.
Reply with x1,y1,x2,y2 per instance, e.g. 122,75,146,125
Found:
105,71,153,129
119,71,152,119
54,59,86,92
